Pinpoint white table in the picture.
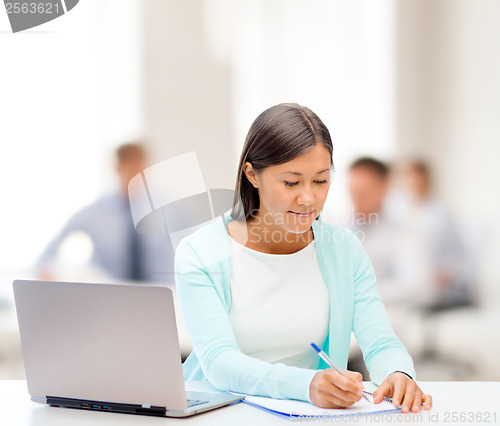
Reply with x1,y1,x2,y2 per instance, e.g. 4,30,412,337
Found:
1,381,499,425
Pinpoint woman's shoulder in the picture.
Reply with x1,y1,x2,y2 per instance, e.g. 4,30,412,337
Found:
313,220,362,248
175,217,232,267
312,221,368,271
177,217,228,249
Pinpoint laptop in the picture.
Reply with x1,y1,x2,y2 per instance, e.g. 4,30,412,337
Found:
13,279,243,417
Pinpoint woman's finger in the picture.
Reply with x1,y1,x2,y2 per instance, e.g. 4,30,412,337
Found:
326,382,362,406
373,380,391,404
317,389,355,409
411,390,422,413
344,370,363,383
400,383,416,414
422,393,433,410
330,370,362,395
392,379,406,409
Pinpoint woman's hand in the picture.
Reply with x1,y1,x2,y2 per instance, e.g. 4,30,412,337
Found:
372,371,433,413
309,369,364,408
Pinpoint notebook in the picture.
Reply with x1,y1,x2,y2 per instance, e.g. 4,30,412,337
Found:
235,390,400,419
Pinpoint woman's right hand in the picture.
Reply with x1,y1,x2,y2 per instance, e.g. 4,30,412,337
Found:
309,369,364,408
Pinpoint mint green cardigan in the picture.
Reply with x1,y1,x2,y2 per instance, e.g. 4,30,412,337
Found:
175,216,415,402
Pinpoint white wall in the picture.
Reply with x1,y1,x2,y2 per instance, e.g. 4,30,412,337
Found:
158,0,398,218
0,0,144,278
142,0,235,190
395,0,500,306
226,0,398,217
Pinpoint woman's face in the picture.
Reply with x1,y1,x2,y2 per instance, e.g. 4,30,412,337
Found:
245,143,332,235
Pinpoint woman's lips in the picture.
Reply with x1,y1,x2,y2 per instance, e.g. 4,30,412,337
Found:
289,210,314,217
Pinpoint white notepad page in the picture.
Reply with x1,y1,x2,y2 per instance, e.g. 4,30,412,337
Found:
240,391,399,418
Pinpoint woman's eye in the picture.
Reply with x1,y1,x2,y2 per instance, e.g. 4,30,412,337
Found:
314,180,328,184
284,181,299,187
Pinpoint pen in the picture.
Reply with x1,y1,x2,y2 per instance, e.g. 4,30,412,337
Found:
310,342,371,403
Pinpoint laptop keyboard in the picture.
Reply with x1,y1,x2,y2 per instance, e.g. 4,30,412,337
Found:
186,399,209,408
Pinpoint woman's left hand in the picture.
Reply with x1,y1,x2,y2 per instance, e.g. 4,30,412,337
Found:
372,371,432,413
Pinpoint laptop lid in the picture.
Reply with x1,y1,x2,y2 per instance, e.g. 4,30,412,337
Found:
13,280,188,411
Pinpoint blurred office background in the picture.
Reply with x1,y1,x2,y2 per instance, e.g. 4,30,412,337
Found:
0,0,499,381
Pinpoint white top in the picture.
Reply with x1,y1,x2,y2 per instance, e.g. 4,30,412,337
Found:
228,237,330,369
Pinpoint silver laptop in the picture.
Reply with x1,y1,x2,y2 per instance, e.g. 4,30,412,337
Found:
13,279,243,417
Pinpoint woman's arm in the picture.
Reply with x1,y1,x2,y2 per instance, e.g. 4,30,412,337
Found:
174,239,317,402
351,239,416,383
351,239,432,412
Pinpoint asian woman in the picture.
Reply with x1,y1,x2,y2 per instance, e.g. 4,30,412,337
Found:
175,103,432,413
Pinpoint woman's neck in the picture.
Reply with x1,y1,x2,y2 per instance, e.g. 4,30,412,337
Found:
228,217,314,255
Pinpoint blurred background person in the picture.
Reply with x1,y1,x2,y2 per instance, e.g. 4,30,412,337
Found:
346,157,435,308
341,157,435,378
35,143,175,283
387,161,473,309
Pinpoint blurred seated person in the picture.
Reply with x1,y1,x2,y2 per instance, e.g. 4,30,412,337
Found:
346,157,435,308
386,161,470,308
36,143,174,283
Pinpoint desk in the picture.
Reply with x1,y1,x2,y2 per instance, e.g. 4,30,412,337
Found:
1,380,499,426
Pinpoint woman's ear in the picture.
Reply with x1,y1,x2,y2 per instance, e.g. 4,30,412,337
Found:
243,162,259,188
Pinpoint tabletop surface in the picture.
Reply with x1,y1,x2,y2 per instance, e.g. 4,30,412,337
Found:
1,380,499,426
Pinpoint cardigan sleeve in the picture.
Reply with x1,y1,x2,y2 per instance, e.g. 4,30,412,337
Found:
350,238,416,385
174,239,317,402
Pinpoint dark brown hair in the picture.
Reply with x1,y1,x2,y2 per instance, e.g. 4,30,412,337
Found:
349,157,389,179
410,160,431,179
230,103,333,221
116,143,144,164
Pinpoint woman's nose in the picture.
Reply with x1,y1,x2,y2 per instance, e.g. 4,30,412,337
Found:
297,186,314,206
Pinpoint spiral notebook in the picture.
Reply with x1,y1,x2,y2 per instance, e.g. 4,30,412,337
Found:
237,390,400,419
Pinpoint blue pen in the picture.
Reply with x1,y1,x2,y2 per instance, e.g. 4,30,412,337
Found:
311,342,371,403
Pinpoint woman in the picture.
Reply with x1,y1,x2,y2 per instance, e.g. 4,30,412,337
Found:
175,103,432,413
